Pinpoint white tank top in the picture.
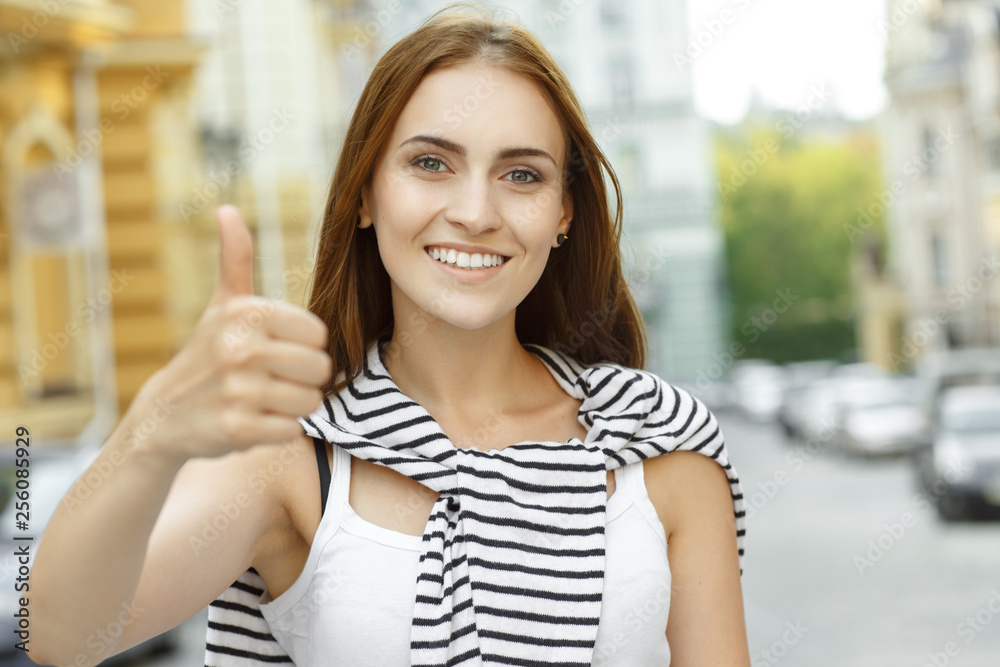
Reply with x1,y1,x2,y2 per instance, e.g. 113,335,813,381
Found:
255,443,673,665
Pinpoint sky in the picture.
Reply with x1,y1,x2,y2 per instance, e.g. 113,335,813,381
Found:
685,0,889,124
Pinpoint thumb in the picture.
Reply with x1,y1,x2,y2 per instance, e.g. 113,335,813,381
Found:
211,204,255,304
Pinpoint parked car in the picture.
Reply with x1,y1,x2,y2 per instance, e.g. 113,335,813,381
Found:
0,445,179,665
792,363,890,446
777,360,837,439
729,360,787,422
833,376,931,457
916,347,1000,411
915,384,1000,521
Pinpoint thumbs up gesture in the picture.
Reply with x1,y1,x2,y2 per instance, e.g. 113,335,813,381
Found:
209,203,258,306
132,205,332,462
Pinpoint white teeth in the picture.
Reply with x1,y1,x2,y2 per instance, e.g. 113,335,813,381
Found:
426,247,507,270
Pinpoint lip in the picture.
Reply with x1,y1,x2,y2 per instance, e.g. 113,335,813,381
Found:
425,247,508,283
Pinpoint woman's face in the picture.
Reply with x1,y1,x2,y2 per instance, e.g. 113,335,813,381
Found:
359,63,573,334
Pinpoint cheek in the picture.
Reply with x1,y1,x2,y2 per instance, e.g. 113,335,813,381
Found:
500,190,564,239
371,176,432,231
373,179,420,232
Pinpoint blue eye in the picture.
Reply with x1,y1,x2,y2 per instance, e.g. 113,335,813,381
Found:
413,156,446,172
506,168,542,184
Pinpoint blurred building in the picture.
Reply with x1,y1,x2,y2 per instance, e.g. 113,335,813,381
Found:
0,0,377,446
869,0,1000,371
533,0,728,384
0,0,204,443
182,0,351,318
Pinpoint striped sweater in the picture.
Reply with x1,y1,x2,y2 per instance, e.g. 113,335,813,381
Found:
204,336,746,665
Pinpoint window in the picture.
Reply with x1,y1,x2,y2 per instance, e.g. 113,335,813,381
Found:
609,56,634,110
600,0,627,26
616,143,639,191
923,125,941,178
931,231,948,288
985,136,1000,173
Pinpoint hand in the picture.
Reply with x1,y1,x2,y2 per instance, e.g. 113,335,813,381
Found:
132,205,332,462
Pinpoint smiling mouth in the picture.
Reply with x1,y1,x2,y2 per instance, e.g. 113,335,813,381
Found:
425,246,510,271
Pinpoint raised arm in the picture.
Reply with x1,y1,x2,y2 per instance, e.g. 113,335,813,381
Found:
26,206,331,666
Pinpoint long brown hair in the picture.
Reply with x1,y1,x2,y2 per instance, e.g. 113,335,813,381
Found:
308,2,648,397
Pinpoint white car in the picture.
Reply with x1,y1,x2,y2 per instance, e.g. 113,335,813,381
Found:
834,376,930,457
917,384,1000,521
729,360,787,422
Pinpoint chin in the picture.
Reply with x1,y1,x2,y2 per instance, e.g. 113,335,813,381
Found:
438,312,503,330
422,302,509,330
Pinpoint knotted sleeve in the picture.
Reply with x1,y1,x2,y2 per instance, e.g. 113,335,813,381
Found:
637,374,747,574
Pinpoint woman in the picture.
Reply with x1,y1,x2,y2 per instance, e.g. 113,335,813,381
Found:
28,4,750,666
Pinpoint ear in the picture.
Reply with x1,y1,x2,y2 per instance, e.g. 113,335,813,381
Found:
558,187,574,237
358,183,374,229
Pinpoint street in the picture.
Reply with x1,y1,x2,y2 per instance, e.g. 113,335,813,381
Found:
725,410,1000,666
140,411,1000,667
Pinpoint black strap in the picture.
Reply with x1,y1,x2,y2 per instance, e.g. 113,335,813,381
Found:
312,437,330,515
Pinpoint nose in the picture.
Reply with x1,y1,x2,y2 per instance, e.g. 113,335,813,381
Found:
444,172,501,234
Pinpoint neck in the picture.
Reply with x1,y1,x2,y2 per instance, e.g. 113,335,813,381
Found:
381,314,545,423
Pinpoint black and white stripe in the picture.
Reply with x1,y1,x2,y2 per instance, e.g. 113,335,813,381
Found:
205,336,746,665
204,569,293,665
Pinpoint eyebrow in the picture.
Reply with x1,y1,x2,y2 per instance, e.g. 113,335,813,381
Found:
399,135,557,166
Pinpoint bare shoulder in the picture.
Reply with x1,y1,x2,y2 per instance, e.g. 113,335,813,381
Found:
182,429,324,595
245,429,327,572
241,429,323,539
166,429,320,564
236,428,320,510
176,429,316,509
641,450,736,542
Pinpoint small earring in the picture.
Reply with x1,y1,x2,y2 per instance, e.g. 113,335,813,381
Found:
556,233,568,246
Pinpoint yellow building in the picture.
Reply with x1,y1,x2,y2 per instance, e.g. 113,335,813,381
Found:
851,242,907,371
0,0,204,442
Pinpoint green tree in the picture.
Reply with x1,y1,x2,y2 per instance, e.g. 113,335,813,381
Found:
714,122,885,362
